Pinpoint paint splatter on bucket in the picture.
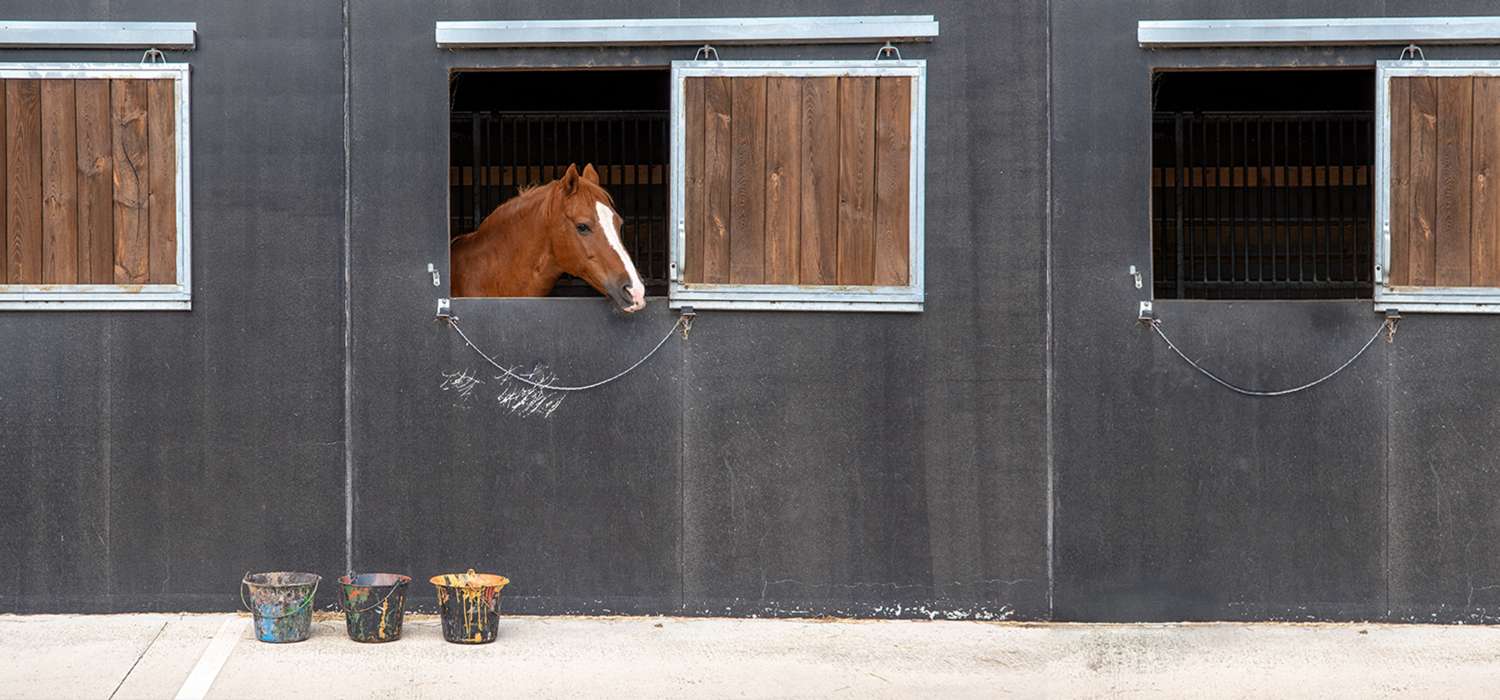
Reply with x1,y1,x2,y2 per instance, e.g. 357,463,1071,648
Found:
339,573,411,643
430,569,509,644
241,571,320,643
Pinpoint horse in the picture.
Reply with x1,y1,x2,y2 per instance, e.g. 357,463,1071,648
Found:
451,163,646,312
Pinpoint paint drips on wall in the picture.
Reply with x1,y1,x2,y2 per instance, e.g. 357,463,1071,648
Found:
440,365,564,418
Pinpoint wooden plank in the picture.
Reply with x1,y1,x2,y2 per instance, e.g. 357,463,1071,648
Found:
1435,76,1474,286
7,79,42,284
764,77,801,284
147,79,176,284
1409,76,1439,287
799,77,839,285
111,79,150,284
873,76,912,286
836,76,876,285
1473,77,1500,286
682,78,706,284
41,79,78,284
75,78,113,284
1388,77,1412,286
0,80,6,284
728,77,766,284
702,76,732,284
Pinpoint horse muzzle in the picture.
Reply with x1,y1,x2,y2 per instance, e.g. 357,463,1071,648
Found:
609,282,646,313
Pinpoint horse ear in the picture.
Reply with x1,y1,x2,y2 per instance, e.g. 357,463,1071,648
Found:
582,163,600,185
561,163,580,194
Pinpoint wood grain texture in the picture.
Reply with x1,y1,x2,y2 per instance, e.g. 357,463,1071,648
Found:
837,77,876,285
764,77,801,284
873,76,911,286
683,77,706,284
0,80,6,284
147,79,176,284
111,79,150,284
1435,76,1473,286
702,76,732,284
1409,76,1439,287
729,77,767,284
75,78,113,284
41,79,78,284
7,79,42,284
1472,77,1500,287
799,77,839,285
1388,77,1412,286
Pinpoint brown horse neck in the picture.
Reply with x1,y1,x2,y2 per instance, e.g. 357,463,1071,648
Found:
461,183,563,296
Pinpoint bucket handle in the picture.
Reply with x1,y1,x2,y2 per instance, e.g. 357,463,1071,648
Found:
240,573,321,619
340,579,408,614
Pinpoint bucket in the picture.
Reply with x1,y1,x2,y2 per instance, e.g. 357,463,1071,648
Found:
338,573,411,643
241,571,321,643
430,569,510,644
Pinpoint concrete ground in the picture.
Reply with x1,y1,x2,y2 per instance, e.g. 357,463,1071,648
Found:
4,614,1500,698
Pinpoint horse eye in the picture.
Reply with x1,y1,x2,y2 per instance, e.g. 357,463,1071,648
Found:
576,223,591,235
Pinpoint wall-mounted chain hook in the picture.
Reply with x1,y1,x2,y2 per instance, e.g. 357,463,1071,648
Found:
875,42,901,61
141,48,167,64
693,44,719,61
1399,44,1425,62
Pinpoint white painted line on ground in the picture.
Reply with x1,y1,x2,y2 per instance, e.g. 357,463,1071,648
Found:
173,616,246,700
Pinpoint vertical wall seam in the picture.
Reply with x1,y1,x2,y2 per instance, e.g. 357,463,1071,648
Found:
341,0,354,574
1043,0,1056,620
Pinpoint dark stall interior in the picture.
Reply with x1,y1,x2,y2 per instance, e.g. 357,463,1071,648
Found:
1151,69,1375,300
449,69,671,296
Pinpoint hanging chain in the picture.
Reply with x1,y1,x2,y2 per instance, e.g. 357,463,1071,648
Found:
445,314,689,392
1148,316,1395,397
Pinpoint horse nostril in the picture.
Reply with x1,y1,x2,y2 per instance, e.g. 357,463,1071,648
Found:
621,284,633,298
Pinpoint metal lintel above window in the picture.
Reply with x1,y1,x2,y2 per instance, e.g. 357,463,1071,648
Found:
1139,16,1500,48
435,15,938,48
0,21,196,50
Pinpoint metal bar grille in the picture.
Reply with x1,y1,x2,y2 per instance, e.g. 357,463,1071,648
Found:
1152,110,1374,299
450,109,671,293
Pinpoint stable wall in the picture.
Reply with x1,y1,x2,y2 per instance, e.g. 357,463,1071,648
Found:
1051,0,1500,622
12,0,1499,624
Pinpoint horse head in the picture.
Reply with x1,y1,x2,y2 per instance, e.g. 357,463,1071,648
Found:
550,164,646,313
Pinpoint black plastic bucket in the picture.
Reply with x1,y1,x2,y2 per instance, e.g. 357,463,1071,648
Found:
430,569,510,644
241,571,321,643
338,573,411,643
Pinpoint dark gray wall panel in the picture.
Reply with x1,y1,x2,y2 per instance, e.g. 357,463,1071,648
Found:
1052,0,1500,622
348,0,1049,619
0,0,347,613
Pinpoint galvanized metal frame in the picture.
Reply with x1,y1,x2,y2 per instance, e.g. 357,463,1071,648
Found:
1373,60,1500,313
436,16,938,48
1139,16,1500,48
668,60,926,312
0,21,196,49
0,63,192,311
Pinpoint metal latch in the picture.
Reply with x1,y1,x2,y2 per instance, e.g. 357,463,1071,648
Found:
427,263,441,287
1138,300,1154,322
436,298,452,318
1128,265,1143,290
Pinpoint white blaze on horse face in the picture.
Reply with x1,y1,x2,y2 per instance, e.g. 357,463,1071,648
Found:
596,200,645,311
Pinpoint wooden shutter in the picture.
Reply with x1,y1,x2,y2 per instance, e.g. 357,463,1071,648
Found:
1,76,178,287
680,73,915,288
